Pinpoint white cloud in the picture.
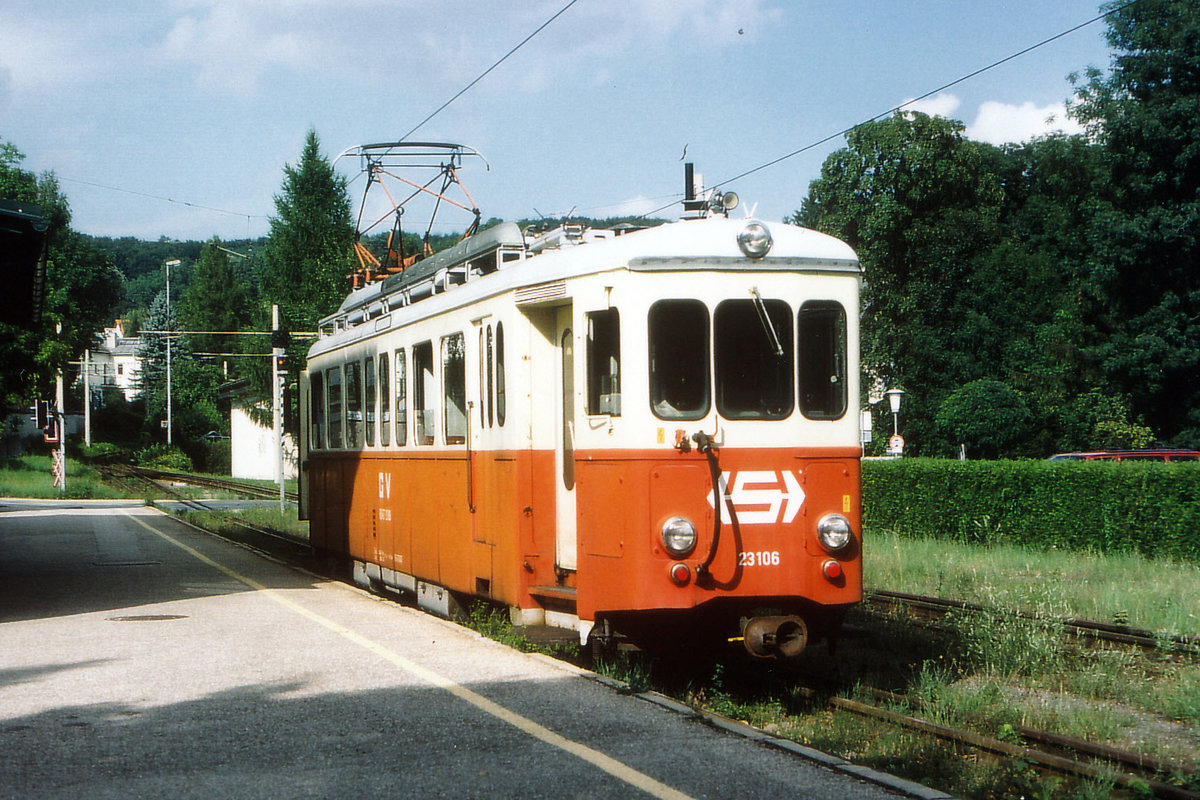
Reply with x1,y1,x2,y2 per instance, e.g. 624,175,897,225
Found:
0,12,103,93
159,3,317,97
590,195,664,218
901,92,962,119
899,92,1083,145
966,100,1083,144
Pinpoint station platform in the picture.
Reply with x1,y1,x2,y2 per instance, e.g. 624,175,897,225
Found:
0,500,944,799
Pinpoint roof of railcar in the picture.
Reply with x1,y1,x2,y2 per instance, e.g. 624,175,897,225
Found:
308,216,859,360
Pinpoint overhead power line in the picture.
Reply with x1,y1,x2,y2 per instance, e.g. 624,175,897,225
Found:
399,0,582,142
57,176,269,221
643,1,1134,217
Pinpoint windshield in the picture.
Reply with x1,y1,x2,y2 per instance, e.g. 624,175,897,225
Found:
715,298,794,420
648,297,848,423
648,299,710,420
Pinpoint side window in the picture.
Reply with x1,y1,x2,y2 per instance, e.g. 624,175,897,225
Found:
345,360,362,448
365,356,376,447
649,300,710,420
413,341,435,445
326,366,343,448
395,348,407,446
715,299,793,420
479,327,489,429
496,321,506,427
310,371,325,450
442,333,466,445
586,309,621,415
379,354,390,447
797,301,848,420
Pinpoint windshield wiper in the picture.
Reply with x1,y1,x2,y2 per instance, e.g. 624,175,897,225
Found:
750,287,784,357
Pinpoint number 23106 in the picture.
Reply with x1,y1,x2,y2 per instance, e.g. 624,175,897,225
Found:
738,550,781,567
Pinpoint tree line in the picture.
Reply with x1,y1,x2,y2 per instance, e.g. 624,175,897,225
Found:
795,0,1200,456
4,0,1196,460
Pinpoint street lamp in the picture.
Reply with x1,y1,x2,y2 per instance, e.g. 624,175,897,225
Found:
885,388,905,435
884,388,905,457
164,259,180,446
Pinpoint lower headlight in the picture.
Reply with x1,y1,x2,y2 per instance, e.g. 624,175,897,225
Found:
817,514,853,552
661,516,697,557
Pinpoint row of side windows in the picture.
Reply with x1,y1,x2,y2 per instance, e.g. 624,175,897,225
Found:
309,323,506,451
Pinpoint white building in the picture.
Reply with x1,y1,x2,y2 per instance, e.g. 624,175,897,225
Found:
220,378,298,481
84,320,142,402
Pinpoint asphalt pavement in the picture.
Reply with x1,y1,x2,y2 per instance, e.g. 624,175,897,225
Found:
0,500,946,799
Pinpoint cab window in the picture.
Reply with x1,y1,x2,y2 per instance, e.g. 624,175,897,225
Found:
649,300,709,420
715,298,793,420
798,301,847,419
587,309,621,416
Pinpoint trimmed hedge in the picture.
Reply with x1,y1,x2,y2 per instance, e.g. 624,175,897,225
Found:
862,458,1200,563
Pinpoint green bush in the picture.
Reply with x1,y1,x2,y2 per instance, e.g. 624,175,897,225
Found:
863,458,1200,563
135,444,193,471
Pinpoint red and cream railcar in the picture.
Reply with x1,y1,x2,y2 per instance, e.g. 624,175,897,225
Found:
299,211,863,657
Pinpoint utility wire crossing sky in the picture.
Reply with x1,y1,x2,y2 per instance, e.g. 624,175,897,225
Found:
0,1,1117,241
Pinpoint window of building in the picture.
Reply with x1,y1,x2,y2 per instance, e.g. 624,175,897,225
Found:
649,300,709,420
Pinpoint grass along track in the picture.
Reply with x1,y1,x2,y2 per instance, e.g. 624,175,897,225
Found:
867,589,1200,655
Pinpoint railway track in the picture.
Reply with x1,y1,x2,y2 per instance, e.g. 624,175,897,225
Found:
124,466,299,503
99,464,310,560
866,589,1200,655
791,686,1199,800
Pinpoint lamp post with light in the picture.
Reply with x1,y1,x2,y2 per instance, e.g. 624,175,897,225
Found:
164,259,180,446
884,388,905,456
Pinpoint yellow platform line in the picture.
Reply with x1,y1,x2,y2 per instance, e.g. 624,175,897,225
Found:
123,510,695,800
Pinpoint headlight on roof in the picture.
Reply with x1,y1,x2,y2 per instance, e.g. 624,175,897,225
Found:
661,516,697,557
737,221,773,259
816,513,853,552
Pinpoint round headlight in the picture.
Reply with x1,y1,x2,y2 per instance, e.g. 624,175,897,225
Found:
737,221,773,259
661,516,697,557
817,514,853,552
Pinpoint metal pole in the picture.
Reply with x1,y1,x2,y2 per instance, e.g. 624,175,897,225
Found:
56,324,66,495
272,304,285,515
165,260,177,446
83,348,91,448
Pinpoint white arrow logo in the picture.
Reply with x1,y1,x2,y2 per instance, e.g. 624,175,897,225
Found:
706,470,805,525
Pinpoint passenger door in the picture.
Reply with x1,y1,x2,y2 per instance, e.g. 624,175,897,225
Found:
555,306,577,571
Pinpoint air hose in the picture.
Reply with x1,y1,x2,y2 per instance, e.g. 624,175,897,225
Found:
693,431,724,583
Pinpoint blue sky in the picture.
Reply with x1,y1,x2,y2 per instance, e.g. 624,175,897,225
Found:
1,1,1116,242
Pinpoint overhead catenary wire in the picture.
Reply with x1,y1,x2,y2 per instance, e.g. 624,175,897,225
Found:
57,176,269,222
641,1,1137,218
398,0,582,143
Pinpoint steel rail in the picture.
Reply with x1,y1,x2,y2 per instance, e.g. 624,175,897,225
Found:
866,589,1200,655
820,692,1200,800
129,466,298,503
